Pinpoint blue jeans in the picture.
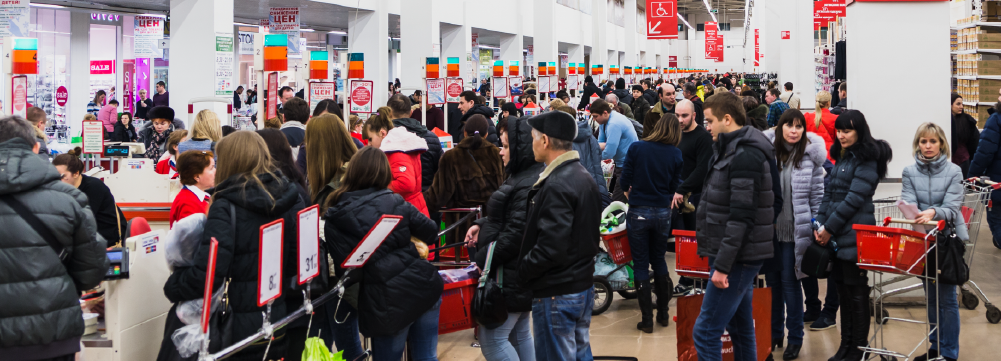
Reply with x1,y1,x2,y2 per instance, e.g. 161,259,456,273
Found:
627,206,672,281
987,199,1001,249
322,297,363,361
693,258,762,361
371,298,441,361
764,242,804,345
532,288,594,361
480,311,536,361
802,275,840,319
924,281,960,359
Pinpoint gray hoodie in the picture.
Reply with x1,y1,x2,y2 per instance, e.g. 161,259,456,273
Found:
573,120,611,208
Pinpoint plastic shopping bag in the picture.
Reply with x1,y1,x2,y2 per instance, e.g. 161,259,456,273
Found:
165,213,206,271
302,337,340,361
594,251,629,284
170,287,225,357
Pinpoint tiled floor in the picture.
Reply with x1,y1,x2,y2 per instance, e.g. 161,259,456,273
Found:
437,184,1001,360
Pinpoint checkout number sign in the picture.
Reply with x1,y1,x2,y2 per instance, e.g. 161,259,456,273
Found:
341,215,402,268
258,219,284,306
297,205,320,284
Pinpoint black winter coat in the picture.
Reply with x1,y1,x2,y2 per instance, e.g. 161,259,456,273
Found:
578,83,604,110
474,117,543,312
817,142,884,262
164,172,305,361
456,105,501,146
112,121,138,142
631,96,651,132
613,89,632,106
518,152,601,298
392,118,443,192
643,89,659,108
324,188,442,337
77,175,126,245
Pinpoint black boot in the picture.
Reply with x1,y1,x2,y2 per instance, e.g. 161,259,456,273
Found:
841,285,872,361
829,282,852,361
654,275,672,326
636,280,654,333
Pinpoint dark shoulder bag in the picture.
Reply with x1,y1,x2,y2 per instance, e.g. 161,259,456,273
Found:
929,226,969,285
472,242,508,329
0,194,69,265
801,240,833,279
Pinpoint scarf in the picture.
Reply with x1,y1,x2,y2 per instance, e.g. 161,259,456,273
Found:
917,152,941,164
145,130,169,160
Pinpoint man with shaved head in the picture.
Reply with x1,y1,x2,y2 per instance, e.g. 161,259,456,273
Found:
669,98,714,296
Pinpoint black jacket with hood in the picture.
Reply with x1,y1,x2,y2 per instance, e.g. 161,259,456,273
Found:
324,188,442,337
456,105,501,146
817,139,889,262
0,138,109,360
643,88,659,107
392,118,443,192
518,150,601,298
578,80,604,110
164,172,305,360
572,120,612,208
473,116,544,312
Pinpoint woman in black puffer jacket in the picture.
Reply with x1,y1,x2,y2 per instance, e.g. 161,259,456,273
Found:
814,110,892,361
324,147,442,361
465,115,543,361
161,131,305,361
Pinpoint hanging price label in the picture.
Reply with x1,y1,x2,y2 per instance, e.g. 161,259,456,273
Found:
258,219,284,306
298,205,320,285
341,215,402,268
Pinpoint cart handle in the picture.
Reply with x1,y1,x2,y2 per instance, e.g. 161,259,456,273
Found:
967,177,1001,190
882,217,945,231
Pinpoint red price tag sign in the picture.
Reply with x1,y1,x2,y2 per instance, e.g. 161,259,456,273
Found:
200,238,220,334
258,219,284,306
341,215,402,268
297,205,320,285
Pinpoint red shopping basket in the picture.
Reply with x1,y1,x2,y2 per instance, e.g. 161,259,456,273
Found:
601,230,632,265
438,278,476,334
673,230,710,279
854,224,936,276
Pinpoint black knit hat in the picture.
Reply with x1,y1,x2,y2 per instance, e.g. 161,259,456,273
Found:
528,111,577,142
147,106,175,121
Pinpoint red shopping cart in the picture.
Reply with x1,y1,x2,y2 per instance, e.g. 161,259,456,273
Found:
673,230,709,279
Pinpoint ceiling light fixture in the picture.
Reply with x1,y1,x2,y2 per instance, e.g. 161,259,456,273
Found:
329,30,347,35
30,3,64,8
702,0,718,22
300,28,314,32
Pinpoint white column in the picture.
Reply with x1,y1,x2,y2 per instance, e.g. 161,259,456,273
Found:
534,0,557,97
499,33,523,70
590,0,608,76
773,0,815,109
348,1,390,109
69,12,91,134
441,22,470,89
847,1,950,178
169,0,234,122
400,0,437,95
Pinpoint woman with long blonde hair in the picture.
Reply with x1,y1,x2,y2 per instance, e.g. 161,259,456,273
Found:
178,109,222,154
306,113,358,209
803,91,838,165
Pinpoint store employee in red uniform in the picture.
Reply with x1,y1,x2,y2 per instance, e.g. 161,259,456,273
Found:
169,150,216,227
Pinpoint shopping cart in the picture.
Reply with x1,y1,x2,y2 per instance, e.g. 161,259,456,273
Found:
868,179,1000,324
593,202,649,316
858,218,946,361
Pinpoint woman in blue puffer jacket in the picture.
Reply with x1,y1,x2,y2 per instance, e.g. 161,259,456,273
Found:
814,110,892,361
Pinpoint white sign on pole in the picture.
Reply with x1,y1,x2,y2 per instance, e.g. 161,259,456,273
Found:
510,77,523,96
134,16,164,58
269,7,301,57
290,38,307,59
349,80,374,113
215,35,235,96
549,75,558,93
445,78,464,103
341,215,402,268
493,77,509,98
568,75,579,91
238,32,256,55
538,77,550,95
426,78,445,105
258,220,284,306
298,206,320,285
0,0,29,37
309,82,335,114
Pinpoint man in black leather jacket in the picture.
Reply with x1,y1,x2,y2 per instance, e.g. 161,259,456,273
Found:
518,111,601,360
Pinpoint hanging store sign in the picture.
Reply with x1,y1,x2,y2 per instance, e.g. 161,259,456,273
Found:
754,29,760,66
705,22,718,60
11,75,26,117
239,32,256,55
55,86,69,107
427,78,446,105
308,82,335,114
215,35,235,96
781,31,791,40
350,80,374,114
446,78,464,103
669,55,678,68
90,60,115,75
645,0,678,39
0,0,29,37
267,72,278,120
134,15,165,58
492,77,509,98
123,61,134,113
715,31,724,62
269,7,301,57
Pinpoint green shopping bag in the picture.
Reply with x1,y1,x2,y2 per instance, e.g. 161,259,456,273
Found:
302,336,346,361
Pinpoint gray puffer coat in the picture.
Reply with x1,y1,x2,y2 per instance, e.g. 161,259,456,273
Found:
0,138,109,357
764,129,827,279
902,153,969,242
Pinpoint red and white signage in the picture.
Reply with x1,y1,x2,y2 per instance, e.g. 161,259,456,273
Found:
754,29,760,66
82,120,104,154
645,0,678,39
297,206,320,285
308,81,335,114
200,239,220,334
427,78,446,105
781,31,791,40
123,61,134,113
267,72,278,120
258,219,284,306
349,80,374,113
669,56,678,68
472,33,479,48
446,77,464,103
715,31,724,62
11,76,26,117
90,60,115,75
55,86,68,107
705,22,718,60
341,215,403,268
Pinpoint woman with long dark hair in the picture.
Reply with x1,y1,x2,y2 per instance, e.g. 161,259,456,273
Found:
257,128,309,205
814,110,892,361
951,92,980,178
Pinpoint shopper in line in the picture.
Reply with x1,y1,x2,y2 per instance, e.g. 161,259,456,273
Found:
902,122,965,361
671,99,713,296
111,112,138,143
425,113,503,212
87,90,106,118
620,113,684,333
970,87,1001,250
324,147,442,361
593,99,639,203
135,89,154,122
951,92,980,178
456,91,500,144
155,130,187,179
743,96,769,131
349,115,368,145
280,97,310,150
553,105,612,208
389,94,445,191
762,109,827,361
781,82,801,109
153,81,169,107
578,75,604,110
296,100,360,175
604,93,635,122
98,99,120,135
612,78,632,107
178,109,222,154
233,85,244,112
0,115,109,361
631,85,651,124
683,83,705,126
141,106,175,161
520,111,601,361
815,110,892,361
366,113,431,216
26,106,49,160
53,148,127,245
803,91,838,165
830,83,848,115
765,88,790,128
169,150,215,227
465,115,541,361
641,79,659,106
164,131,305,361
692,91,775,361
650,84,678,117
258,129,309,205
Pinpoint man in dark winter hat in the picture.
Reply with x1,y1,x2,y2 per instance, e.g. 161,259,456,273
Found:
519,111,601,360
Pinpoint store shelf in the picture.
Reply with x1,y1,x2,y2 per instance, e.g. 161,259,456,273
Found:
964,101,981,106
953,75,1001,80
951,49,1001,55
952,22,1001,30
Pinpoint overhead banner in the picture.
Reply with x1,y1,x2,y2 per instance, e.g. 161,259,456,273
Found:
134,16,164,58
269,7,301,57
715,30,724,62
215,35,235,96
0,0,29,37
645,0,678,39
705,22,718,60
754,29,760,66
308,82,335,114
239,32,256,55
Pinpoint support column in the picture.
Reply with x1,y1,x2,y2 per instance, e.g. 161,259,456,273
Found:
401,0,438,96
623,0,637,71
69,12,90,134
591,0,608,77
441,22,470,89
847,1,950,178
348,1,390,110
169,0,234,122
568,43,584,99
534,0,557,97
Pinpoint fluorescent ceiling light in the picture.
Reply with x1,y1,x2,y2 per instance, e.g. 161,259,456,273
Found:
329,30,347,34
234,22,255,27
479,45,500,50
702,0,718,22
300,28,314,32
31,3,64,8
139,13,167,18
677,14,694,30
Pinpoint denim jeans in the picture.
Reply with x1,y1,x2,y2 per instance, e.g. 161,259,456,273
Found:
371,298,441,361
532,288,594,361
802,275,840,319
987,200,1001,249
480,311,536,361
693,258,762,361
322,297,363,361
627,206,672,281
924,281,960,359
764,242,804,345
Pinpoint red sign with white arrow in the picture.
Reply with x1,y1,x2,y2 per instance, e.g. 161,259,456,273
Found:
646,0,678,39
705,22,718,60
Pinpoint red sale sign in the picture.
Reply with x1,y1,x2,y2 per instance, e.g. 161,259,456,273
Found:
646,0,678,39
754,29,760,66
715,31,724,62
705,22,718,60
781,31,791,40
90,60,115,75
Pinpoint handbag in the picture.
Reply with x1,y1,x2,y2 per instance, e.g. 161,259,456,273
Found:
929,226,969,285
472,242,508,329
0,194,69,266
801,241,833,278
